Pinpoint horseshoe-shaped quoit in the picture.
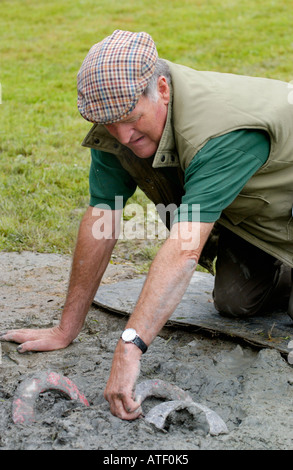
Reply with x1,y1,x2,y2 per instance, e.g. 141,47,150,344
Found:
12,371,89,424
136,379,228,436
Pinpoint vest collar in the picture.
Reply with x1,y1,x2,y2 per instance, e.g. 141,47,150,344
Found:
152,88,180,168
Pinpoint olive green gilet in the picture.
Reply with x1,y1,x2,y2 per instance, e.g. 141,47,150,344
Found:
82,60,293,269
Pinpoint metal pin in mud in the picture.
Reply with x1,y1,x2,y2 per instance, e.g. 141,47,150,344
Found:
12,371,89,424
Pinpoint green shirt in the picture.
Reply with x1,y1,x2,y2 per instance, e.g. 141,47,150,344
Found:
89,129,270,223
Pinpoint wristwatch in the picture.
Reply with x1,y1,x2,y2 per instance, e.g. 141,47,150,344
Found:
121,328,148,354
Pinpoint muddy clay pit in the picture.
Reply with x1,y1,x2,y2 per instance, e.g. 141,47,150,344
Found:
0,250,293,450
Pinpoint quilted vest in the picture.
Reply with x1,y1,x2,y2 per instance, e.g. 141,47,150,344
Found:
82,60,293,269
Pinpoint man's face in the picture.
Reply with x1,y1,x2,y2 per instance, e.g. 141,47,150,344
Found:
104,77,170,158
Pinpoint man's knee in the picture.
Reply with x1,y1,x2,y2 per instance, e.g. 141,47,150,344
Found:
213,263,292,318
213,286,260,318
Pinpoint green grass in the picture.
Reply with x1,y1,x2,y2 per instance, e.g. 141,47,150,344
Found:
1,0,293,253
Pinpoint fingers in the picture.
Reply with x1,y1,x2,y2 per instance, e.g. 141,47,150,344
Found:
0,329,48,344
0,329,35,344
104,375,143,420
105,391,143,420
16,339,56,353
0,327,70,352
103,340,143,420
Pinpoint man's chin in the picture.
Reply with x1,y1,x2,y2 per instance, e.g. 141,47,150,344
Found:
132,146,157,159
134,152,155,159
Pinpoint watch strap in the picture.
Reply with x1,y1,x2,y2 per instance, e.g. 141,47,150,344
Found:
121,330,148,354
132,335,148,354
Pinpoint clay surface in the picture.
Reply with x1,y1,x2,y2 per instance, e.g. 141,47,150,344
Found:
1,251,293,450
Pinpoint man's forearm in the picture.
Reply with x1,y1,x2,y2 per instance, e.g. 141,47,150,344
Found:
126,241,196,344
0,207,120,352
59,206,119,342
104,222,214,419
124,222,214,345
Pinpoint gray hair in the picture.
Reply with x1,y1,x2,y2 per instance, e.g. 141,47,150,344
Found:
143,59,171,102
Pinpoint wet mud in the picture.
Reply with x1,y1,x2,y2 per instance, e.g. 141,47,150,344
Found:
0,251,293,450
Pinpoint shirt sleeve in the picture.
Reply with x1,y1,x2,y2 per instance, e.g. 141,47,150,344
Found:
89,148,137,209
173,129,270,224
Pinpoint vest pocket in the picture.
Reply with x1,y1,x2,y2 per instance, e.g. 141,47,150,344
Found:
223,193,270,225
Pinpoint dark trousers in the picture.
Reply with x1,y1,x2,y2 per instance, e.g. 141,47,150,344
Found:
213,227,292,318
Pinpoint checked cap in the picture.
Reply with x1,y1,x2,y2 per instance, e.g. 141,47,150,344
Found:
77,30,158,124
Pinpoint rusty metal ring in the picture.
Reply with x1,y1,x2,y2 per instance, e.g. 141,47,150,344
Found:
12,371,89,424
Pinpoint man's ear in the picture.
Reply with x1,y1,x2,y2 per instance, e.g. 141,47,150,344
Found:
157,76,170,104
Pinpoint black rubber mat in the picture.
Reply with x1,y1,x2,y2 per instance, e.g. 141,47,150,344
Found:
93,271,293,354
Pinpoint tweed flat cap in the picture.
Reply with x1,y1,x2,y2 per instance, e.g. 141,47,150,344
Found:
77,30,158,124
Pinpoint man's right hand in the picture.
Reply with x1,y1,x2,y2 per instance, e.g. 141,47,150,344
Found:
0,325,72,353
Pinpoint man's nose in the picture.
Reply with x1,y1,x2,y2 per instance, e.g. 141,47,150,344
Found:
106,123,133,145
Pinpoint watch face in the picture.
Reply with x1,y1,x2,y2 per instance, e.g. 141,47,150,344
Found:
122,328,136,342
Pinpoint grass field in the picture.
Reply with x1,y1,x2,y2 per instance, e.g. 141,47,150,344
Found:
1,0,293,255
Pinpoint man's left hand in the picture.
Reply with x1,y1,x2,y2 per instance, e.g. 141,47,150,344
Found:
104,340,143,420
